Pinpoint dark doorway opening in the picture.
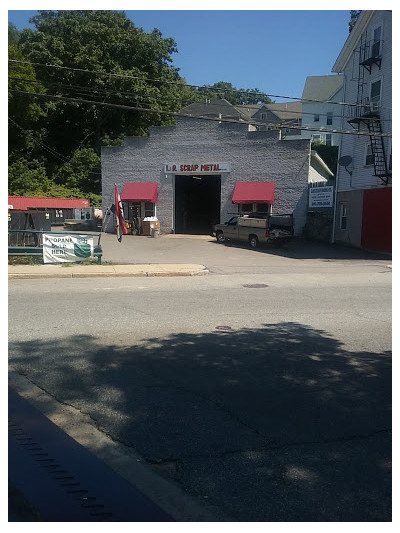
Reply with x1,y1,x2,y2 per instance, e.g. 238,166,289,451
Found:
174,175,221,234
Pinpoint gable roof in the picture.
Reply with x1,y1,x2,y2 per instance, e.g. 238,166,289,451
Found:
235,104,261,121
181,98,240,119
301,75,344,102
180,99,302,123
264,102,302,120
235,101,301,121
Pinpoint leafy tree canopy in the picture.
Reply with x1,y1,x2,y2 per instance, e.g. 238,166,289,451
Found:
349,10,361,33
196,81,272,105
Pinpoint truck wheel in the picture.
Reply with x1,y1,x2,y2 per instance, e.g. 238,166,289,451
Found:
249,235,258,248
216,231,225,243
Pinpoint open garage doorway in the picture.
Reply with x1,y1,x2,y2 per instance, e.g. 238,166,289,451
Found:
174,175,221,234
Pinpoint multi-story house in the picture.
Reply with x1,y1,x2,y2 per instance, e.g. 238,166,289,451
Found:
182,98,302,136
237,102,302,137
332,10,392,252
299,75,344,147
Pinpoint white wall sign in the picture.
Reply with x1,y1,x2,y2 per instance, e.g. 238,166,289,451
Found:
309,186,334,208
43,234,94,263
163,162,230,174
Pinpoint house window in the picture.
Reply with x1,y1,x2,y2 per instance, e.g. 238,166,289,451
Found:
365,144,375,166
326,134,332,146
260,113,266,120
240,204,252,214
326,112,333,125
314,114,320,122
340,204,348,230
255,203,270,214
372,26,382,57
144,202,155,217
312,134,321,141
370,79,382,110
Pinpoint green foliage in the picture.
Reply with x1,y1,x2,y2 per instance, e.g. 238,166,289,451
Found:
349,11,361,33
8,44,47,160
53,148,100,192
17,10,185,151
196,81,272,105
8,255,43,265
8,23,21,46
9,159,84,198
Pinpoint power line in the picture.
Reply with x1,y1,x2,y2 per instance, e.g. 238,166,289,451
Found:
8,59,393,111
8,75,393,124
8,116,103,174
8,75,186,108
9,89,392,138
8,116,69,163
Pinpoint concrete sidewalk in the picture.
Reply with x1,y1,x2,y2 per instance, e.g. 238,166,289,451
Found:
8,263,209,279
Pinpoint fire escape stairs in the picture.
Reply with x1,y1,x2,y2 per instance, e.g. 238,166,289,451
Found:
346,37,391,186
366,118,391,185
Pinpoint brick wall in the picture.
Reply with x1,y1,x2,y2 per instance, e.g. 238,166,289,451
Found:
101,117,311,235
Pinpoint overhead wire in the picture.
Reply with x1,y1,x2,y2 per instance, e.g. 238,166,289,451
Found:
8,116,69,163
8,59,393,112
8,116,103,174
9,89,392,138
8,75,393,124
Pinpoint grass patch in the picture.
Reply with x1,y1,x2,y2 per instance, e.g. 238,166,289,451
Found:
61,259,112,266
9,257,111,266
8,256,43,265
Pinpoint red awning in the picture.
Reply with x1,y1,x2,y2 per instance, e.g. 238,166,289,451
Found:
232,182,275,204
8,196,90,210
121,183,158,203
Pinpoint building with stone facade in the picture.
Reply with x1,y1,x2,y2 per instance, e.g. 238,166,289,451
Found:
101,111,330,237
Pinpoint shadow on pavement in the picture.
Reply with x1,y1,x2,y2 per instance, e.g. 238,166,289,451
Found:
9,322,392,521
214,237,392,261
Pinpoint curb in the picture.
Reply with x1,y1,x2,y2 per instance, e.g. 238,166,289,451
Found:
8,266,209,280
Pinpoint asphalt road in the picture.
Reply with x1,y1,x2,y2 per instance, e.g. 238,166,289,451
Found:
8,238,392,521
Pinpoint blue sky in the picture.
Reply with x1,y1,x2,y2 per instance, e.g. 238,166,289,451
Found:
8,8,352,102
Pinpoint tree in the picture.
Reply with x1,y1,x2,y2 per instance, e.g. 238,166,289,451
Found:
17,10,188,152
8,23,21,46
53,148,101,193
8,44,48,162
349,11,361,33
196,81,272,105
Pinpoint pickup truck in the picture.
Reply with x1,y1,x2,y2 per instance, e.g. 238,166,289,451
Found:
214,213,294,248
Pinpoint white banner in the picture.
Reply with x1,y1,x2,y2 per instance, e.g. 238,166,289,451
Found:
43,234,94,263
309,186,334,208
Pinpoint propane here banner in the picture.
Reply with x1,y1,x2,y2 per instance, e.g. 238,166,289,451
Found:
43,234,94,263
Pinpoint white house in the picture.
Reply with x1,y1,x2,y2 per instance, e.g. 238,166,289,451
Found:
332,10,392,252
300,75,344,146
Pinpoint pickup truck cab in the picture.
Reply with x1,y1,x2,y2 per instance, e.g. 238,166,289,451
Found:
214,213,294,248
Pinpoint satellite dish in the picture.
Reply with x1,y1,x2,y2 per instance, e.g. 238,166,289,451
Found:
338,155,353,176
338,155,353,167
